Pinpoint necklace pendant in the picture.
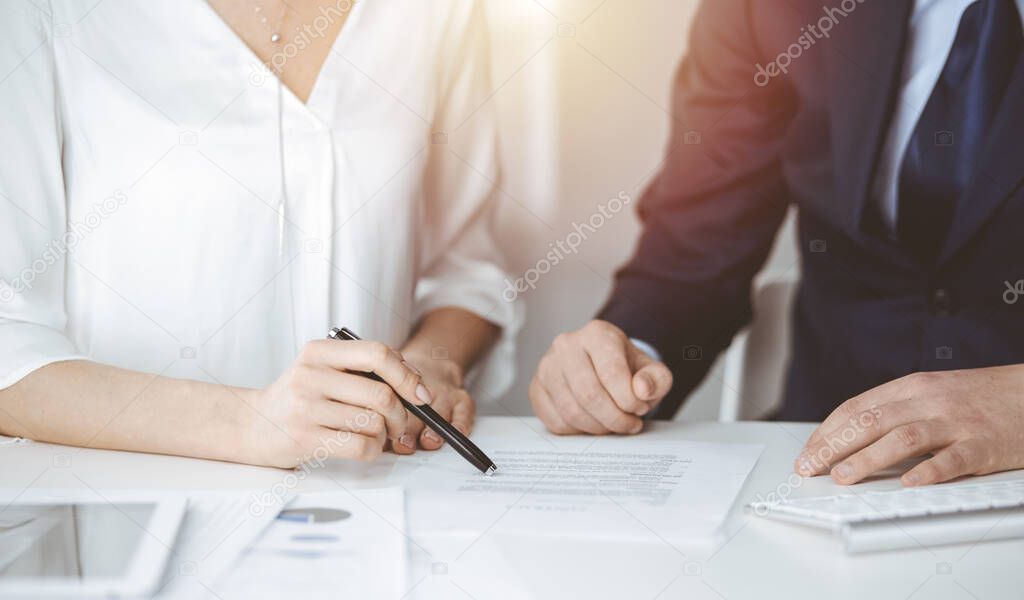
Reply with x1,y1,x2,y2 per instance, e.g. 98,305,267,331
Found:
270,32,281,43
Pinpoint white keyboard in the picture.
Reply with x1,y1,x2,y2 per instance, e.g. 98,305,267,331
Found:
748,478,1024,553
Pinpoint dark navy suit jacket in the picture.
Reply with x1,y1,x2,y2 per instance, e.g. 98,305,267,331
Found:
599,0,1024,421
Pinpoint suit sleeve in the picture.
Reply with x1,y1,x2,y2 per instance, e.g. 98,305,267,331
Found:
598,0,795,415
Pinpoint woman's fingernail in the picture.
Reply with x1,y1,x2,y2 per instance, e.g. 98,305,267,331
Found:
416,384,432,405
636,402,650,416
834,463,852,480
797,456,814,475
424,430,442,445
903,472,920,486
399,434,415,450
630,421,643,434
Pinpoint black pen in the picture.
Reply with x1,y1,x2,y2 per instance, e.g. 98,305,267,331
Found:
327,327,497,475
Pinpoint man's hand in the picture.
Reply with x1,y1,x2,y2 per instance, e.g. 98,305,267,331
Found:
529,320,673,435
796,365,1024,486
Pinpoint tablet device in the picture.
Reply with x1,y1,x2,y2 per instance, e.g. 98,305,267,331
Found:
0,490,186,598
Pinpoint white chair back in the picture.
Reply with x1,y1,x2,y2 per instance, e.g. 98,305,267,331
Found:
719,280,798,421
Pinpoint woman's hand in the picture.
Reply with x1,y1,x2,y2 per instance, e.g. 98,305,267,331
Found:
245,339,433,468
393,349,475,453
796,365,1024,486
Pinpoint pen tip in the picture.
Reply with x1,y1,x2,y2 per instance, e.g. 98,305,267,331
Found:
485,465,497,476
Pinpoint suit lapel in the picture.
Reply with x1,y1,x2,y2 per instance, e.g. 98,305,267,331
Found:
938,55,1024,263
825,0,913,234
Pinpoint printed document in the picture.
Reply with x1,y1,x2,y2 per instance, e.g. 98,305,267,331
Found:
401,436,763,543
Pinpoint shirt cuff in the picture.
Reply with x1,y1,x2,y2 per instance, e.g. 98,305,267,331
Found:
630,338,662,363
412,274,524,400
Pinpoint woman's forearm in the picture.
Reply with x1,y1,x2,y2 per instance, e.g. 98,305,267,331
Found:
400,307,501,377
0,311,499,464
0,360,258,463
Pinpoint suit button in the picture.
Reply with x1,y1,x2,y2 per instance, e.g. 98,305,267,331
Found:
930,288,954,316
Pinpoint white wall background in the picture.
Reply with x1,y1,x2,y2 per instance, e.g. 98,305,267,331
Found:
482,0,798,419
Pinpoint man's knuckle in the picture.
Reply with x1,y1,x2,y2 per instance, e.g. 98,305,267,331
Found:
604,341,630,362
903,371,924,386
980,447,998,473
537,355,558,380
833,402,855,424
612,414,637,432
907,371,938,394
839,455,863,475
947,445,972,472
600,323,626,341
859,407,884,432
916,463,939,482
578,388,603,409
592,360,622,381
615,395,640,413
562,401,589,424
543,415,574,435
528,379,544,404
894,424,923,449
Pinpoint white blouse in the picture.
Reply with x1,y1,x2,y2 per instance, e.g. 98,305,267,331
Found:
0,0,520,397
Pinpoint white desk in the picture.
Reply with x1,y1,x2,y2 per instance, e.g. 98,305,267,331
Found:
1,417,1020,600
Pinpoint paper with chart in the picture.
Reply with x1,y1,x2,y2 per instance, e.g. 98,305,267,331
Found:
215,488,407,600
156,491,286,600
402,436,763,543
